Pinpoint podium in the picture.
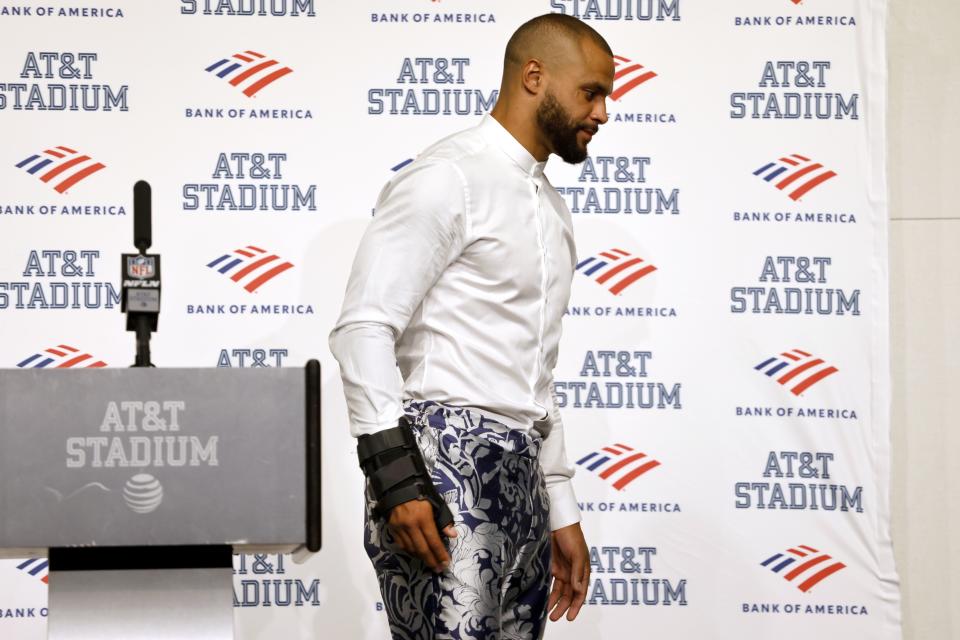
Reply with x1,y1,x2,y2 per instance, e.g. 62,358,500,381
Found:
0,363,322,639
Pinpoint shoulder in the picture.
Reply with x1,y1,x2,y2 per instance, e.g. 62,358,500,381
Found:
418,124,488,164
406,123,493,183
374,155,471,225
383,126,490,198
387,157,463,190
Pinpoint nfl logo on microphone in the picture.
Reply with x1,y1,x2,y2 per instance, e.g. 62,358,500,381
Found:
128,255,155,279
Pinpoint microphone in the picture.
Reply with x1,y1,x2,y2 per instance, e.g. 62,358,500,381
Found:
122,181,161,366
133,180,152,254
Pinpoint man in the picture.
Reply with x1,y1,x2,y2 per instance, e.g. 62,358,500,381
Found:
330,13,614,639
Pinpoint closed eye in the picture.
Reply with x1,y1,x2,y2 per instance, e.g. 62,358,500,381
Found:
581,83,610,100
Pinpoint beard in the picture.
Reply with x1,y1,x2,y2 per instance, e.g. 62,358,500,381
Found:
535,91,593,164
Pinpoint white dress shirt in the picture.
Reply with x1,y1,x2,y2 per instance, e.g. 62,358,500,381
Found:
329,115,580,531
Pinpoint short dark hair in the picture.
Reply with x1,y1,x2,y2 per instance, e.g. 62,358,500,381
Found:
504,13,613,67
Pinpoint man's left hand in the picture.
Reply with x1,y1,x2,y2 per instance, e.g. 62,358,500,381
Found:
547,522,590,622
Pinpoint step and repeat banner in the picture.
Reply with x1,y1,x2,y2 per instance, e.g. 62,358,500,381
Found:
0,0,899,638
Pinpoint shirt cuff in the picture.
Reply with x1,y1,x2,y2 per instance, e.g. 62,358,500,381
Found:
547,479,581,531
350,405,406,438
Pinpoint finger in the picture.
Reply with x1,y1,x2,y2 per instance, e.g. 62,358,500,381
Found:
571,549,588,591
566,593,586,621
564,548,591,621
580,561,591,596
547,551,570,616
549,595,572,622
408,526,443,572
566,569,589,621
559,574,575,618
549,579,573,622
421,520,451,568
442,524,458,539
546,577,566,613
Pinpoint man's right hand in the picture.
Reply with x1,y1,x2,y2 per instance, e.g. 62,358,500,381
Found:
387,498,458,572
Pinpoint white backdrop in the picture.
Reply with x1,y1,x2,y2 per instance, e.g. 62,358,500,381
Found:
0,0,899,638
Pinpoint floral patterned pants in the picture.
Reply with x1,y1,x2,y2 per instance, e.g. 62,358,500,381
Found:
364,401,553,640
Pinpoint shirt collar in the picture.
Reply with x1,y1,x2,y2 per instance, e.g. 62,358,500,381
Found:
479,114,547,177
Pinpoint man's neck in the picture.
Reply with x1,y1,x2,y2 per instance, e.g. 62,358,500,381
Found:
490,105,550,162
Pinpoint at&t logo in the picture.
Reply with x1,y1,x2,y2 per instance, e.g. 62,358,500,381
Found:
588,546,687,607
555,155,680,216
123,474,164,514
180,0,316,16
0,51,128,112
368,57,497,116
550,0,681,22
554,350,682,410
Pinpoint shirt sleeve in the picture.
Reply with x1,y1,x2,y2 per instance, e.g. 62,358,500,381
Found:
328,161,469,438
539,387,582,531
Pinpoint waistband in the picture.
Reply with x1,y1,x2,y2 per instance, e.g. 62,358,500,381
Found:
403,400,541,459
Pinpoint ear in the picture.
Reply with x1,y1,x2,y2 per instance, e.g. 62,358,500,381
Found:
521,59,544,96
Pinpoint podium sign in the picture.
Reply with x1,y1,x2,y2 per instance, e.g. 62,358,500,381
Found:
0,367,308,549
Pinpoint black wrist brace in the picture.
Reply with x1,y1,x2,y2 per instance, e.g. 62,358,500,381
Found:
357,416,454,531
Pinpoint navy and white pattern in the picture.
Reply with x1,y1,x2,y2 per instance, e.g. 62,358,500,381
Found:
364,401,552,640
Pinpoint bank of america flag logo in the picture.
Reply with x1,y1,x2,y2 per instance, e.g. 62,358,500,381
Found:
17,345,107,369
206,245,293,293
761,545,846,593
611,55,657,101
576,248,656,295
205,50,293,97
576,444,660,491
15,146,105,194
16,559,49,584
753,154,837,201
754,348,838,396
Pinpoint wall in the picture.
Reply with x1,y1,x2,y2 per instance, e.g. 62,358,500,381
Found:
888,1,960,638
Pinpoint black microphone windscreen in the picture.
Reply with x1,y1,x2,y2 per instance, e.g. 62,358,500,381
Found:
133,180,152,253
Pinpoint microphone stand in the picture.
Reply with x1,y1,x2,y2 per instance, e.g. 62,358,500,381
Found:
122,180,161,368
133,314,153,368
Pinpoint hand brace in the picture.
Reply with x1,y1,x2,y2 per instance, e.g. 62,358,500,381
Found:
357,416,454,531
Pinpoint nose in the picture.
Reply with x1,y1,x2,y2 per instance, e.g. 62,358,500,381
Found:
593,98,608,126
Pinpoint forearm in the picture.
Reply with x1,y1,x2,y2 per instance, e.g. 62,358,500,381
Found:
329,321,406,437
